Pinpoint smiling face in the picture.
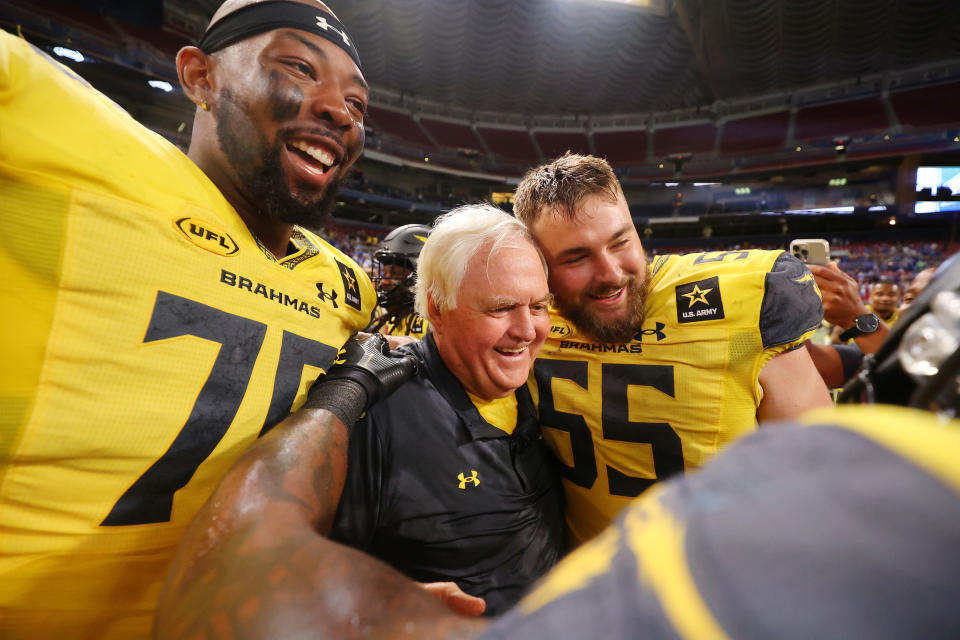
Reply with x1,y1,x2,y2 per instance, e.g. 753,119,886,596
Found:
210,27,367,228
870,282,901,320
530,192,649,343
431,243,551,400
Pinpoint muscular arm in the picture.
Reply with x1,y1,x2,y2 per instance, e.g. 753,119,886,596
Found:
757,346,833,422
155,402,485,640
155,337,484,639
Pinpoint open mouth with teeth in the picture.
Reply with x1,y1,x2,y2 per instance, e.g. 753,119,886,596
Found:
590,287,625,304
495,345,529,358
287,139,338,177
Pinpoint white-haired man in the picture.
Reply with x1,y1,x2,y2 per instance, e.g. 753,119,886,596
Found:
329,204,563,615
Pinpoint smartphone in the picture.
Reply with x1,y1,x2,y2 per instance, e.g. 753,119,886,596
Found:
789,239,830,265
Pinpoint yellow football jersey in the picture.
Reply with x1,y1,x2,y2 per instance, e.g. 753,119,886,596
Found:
530,249,822,545
482,405,960,639
380,311,430,338
0,33,375,638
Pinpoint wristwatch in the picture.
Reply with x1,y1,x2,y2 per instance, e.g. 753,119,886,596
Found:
839,313,880,341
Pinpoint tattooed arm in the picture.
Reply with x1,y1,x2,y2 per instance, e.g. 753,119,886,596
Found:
154,336,486,639
154,404,485,639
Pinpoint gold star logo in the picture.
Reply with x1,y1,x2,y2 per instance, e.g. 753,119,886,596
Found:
682,284,712,308
344,271,357,291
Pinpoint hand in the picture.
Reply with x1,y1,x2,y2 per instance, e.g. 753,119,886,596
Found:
418,581,487,617
319,333,419,409
807,263,868,329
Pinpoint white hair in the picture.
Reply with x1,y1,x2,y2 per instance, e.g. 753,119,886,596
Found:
414,203,546,321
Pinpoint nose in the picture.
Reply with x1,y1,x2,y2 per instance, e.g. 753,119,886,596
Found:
593,250,622,285
307,82,355,129
508,308,538,343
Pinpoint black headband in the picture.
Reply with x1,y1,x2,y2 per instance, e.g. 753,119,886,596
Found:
198,1,362,70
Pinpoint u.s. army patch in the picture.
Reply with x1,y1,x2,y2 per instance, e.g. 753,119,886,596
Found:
675,276,724,323
336,260,363,311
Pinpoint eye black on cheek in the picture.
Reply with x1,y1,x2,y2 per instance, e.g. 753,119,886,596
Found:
266,69,304,121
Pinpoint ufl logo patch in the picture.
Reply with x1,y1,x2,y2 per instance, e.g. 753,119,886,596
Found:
174,217,239,256
675,276,724,323
550,321,573,338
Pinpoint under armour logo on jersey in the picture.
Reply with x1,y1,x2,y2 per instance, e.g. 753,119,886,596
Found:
635,322,667,342
316,282,339,308
458,470,480,489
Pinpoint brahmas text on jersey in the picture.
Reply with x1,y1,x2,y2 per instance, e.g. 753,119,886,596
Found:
530,249,822,545
0,33,375,638
482,405,960,639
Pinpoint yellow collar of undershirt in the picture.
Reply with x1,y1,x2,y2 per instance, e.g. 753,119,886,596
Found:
465,391,518,435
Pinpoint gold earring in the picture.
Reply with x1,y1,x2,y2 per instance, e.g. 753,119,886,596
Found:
200,100,209,111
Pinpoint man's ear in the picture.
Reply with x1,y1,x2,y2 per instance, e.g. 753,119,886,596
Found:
427,294,443,333
176,46,214,111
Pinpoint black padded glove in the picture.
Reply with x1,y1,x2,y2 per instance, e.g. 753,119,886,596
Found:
305,334,419,425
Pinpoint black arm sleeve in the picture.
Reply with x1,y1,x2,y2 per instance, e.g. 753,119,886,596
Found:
832,342,865,383
759,252,824,349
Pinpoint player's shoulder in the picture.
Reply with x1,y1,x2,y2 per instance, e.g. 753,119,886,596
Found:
291,229,377,322
757,251,822,348
652,249,785,281
649,250,820,347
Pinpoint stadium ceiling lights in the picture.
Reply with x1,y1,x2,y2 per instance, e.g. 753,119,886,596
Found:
53,47,84,63
573,0,668,14
148,80,174,93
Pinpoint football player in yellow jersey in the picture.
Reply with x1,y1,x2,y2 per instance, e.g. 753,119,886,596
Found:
368,224,432,339
154,249,960,639
512,153,832,545
0,1,382,636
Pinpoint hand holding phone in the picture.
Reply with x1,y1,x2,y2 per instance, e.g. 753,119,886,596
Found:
789,239,830,266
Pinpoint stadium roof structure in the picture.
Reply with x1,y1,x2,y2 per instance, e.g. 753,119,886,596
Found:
329,0,960,119
4,0,959,176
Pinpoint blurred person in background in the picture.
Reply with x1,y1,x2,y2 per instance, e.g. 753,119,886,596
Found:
829,277,901,344
809,263,940,388
367,223,431,339
901,267,937,311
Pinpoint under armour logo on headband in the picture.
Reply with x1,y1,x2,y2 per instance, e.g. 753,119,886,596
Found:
315,15,350,47
199,0,362,70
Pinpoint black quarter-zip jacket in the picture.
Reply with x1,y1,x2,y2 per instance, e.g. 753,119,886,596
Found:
331,333,565,615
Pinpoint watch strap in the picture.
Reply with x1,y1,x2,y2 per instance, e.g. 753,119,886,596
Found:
839,313,879,342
